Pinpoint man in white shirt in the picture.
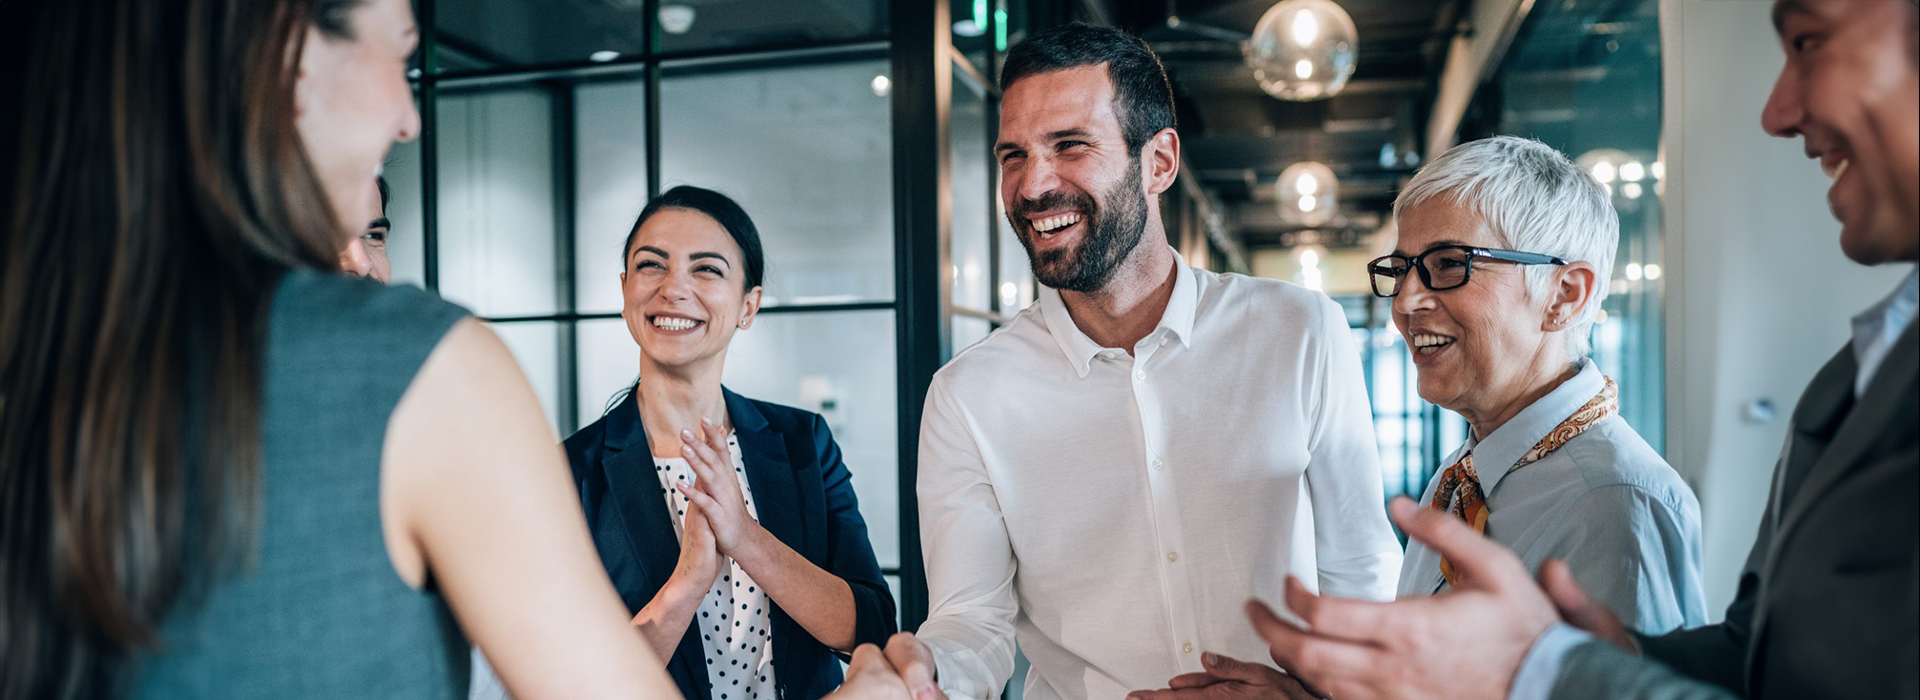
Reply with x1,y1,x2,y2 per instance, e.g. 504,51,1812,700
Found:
878,22,1403,700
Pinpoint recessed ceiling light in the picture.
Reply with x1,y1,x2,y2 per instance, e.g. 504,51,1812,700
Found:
589,50,620,63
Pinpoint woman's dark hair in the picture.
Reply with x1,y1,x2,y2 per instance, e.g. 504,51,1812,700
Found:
0,1,357,698
622,185,767,291
999,21,1176,158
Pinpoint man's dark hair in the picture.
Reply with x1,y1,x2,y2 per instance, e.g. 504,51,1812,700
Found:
1000,22,1176,157
623,185,766,291
375,173,389,214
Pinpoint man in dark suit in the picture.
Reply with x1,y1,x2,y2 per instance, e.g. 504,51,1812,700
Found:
1241,1,1919,699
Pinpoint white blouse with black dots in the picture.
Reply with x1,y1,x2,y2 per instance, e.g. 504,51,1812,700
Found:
653,434,778,700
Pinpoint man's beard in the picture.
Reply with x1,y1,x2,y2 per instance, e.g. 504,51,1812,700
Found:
1009,162,1149,293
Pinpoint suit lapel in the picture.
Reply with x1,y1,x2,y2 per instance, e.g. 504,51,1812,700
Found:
725,389,807,557
601,391,714,700
724,389,810,694
599,394,684,604
1749,324,1919,688
1771,346,1858,523
1775,324,1918,542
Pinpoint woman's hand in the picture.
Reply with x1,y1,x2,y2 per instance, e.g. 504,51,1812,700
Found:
664,497,725,600
678,419,767,556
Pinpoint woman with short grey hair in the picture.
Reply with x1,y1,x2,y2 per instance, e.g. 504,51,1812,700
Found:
1371,135,1707,635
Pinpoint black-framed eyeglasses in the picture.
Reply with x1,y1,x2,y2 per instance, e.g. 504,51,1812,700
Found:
1367,245,1568,298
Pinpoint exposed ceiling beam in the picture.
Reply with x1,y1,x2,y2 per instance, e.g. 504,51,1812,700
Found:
1424,0,1538,159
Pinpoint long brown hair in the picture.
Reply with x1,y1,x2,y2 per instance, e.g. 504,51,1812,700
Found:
0,1,356,698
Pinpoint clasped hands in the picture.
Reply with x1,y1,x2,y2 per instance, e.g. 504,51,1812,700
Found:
665,418,769,597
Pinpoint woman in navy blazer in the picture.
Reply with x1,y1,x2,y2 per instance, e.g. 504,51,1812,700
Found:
565,186,896,700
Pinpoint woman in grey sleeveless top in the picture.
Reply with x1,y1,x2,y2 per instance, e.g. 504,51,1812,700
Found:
0,1,681,698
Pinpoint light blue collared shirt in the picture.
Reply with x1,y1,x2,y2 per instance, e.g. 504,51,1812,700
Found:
1397,359,1708,635
1851,266,1919,397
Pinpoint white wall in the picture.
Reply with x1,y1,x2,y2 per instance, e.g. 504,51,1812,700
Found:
1660,0,1910,617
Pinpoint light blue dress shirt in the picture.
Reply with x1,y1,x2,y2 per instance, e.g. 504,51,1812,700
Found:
1396,359,1708,636
1509,266,1920,700
1850,266,1919,398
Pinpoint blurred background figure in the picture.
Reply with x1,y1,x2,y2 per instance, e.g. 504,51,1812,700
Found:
0,1,682,697
339,175,394,283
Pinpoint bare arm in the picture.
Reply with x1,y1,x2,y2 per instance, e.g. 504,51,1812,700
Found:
733,526,859,651
629,499,727,662
380,319,680,700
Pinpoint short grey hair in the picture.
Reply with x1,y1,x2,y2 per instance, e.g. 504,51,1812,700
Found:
1393,135,1618,358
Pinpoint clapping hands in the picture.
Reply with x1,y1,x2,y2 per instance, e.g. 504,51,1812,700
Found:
676,418,763,555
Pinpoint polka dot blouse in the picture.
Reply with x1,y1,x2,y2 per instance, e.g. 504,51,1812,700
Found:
654,434,777,700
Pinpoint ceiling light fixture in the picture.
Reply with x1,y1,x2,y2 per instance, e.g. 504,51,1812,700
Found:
1246,0,1358,101
1277,161,1338,226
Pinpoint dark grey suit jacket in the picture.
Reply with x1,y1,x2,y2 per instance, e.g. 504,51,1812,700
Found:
1550,322,1918,700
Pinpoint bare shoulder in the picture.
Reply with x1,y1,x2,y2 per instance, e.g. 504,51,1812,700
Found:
382,318,559,587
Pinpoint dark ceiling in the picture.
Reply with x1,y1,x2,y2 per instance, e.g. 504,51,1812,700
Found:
433,0,885,71
1096,0,1466,250
1097,0,1659,253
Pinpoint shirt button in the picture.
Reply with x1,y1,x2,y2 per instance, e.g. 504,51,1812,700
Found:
1182,642,1194,654
1134,370,1146,380
1166,551,1179,563
1151,459,1164,470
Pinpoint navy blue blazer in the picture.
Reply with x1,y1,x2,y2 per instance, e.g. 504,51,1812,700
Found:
564,387,897,700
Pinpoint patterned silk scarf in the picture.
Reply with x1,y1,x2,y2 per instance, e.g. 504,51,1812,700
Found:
1429,377,1619,587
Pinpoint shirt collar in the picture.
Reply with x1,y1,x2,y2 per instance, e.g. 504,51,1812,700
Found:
1038,247,1198,378
1459,358,1606,495
1851,265,1919,363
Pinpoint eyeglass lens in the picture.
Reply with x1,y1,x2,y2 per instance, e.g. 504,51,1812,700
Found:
1370,248,1476,296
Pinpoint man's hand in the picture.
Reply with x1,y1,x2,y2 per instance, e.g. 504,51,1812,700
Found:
883,632,943,700
1126,652,1321,700
1248,497,1562,700
824,645,913,700
1539,558,1634,651
821,639,948,700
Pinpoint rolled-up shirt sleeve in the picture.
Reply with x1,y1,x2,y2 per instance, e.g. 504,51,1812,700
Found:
913,377,1020,700
1304,296,1404,600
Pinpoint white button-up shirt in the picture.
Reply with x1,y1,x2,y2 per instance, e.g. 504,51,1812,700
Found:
914,250,1403,700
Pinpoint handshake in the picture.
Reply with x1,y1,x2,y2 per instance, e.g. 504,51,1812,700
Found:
826,633,945,700
827,633,1322,700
